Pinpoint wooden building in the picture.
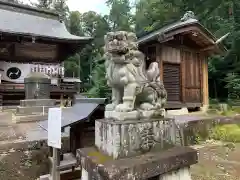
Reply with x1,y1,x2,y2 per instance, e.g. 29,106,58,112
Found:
0,1,92,105
137,13,227,110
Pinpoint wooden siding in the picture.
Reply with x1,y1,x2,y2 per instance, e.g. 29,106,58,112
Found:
161,46,181,64
181,50,202,103
14,42,58,60
202,56,209,106
163,63,181,101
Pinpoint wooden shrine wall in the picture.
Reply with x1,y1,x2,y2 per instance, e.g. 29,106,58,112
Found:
142,43,207,107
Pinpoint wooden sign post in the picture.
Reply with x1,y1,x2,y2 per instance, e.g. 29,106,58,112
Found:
48,107,62,180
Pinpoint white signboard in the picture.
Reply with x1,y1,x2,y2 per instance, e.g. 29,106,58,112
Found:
0,61,64,83
48,108,62,149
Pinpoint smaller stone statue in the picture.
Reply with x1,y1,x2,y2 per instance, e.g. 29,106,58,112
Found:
104,31,167,120
181,11,196,21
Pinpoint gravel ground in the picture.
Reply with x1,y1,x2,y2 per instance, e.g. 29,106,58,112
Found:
191,141,240,180
0,140,239,180
0,111,240,180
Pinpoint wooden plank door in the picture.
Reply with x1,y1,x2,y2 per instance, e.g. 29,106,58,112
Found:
163,63,181,102
182,50,202,103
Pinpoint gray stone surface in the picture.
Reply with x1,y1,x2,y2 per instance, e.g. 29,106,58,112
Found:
14,114,48,123
77,146,197,180
24,72,51,100
16,105,54,115
95,118,182,159
20,99,56,107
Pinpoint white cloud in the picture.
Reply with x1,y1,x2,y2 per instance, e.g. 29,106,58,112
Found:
67,0,109,14
22,0,109,14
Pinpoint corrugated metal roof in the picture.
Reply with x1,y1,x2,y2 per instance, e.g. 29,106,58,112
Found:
39,98,106,130
39,103,99,130
0,5,92,42
137,18,199,44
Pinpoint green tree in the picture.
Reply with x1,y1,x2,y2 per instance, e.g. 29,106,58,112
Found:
106,0,133,31
87,58,111,98
87,0,135,97
135,0,181,35
53,0,69,21
224,73,240,99
68,11,84,36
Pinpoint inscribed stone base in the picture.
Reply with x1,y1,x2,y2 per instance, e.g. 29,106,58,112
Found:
95,118,182,159
77,146,197,180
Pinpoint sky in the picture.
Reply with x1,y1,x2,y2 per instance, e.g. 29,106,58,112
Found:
23,0,110,15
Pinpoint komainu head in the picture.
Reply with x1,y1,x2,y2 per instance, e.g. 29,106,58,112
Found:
104,31,138,54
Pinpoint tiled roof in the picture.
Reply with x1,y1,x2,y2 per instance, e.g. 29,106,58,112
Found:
0,1,92,42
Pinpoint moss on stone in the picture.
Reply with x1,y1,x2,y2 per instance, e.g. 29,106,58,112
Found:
87,151,113,164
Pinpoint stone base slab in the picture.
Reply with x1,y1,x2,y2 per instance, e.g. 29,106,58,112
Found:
95,118,182,159
159,168,192,180
20,99,56,107
105,109,165,121
77,146,197,180
13,114,48,123
105,110,139,121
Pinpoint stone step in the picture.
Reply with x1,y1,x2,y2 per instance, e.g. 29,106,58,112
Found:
0,112,13,126
13,114,48,123
20,99,56,107
16,105,55,115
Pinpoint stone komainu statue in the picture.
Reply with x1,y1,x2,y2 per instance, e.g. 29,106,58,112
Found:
104,31,167,116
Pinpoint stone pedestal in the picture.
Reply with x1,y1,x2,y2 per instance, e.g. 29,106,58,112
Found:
95,118,182,159
77,146,197,180
77,118,197,180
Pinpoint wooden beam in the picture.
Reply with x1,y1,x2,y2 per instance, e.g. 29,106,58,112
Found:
158,34,174,43
200,46,215,51
14,42,58,60
180,49,186,103
202,56,209,106
166,25,215,45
